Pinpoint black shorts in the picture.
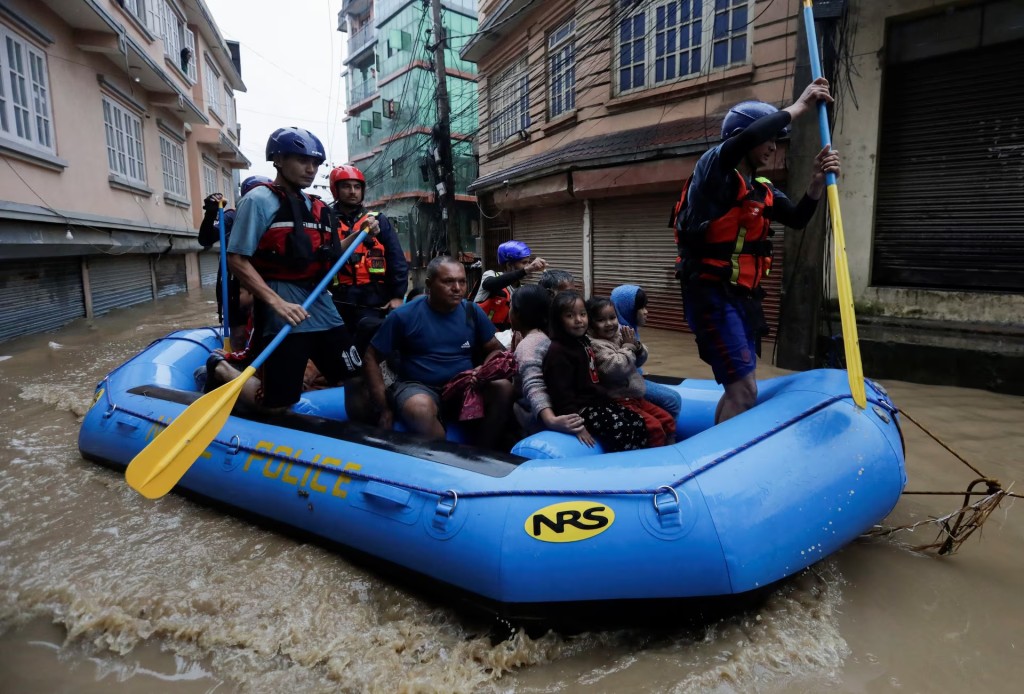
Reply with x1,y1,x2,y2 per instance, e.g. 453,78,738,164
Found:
253,326,362,408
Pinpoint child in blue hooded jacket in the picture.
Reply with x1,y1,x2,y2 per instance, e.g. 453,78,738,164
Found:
610,285,682,420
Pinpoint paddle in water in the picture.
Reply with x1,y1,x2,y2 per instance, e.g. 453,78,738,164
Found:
125,229,371,499
802,0,866,408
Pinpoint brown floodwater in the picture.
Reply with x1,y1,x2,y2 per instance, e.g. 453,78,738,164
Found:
1,290,1022,693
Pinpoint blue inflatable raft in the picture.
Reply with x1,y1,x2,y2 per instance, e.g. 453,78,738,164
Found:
78,328,906,627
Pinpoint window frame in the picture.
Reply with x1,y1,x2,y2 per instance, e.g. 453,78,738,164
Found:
221,170,233,207
158,132,187,197
488,56,530,146
0,23,55,154
102,95,147,185
614,0,751,96
547,16,576,120
203,56,221,117
202,160,218,199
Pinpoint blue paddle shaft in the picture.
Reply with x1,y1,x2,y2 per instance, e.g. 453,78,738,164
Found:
217,206,230,341
250,229,370,370
801,4,837,187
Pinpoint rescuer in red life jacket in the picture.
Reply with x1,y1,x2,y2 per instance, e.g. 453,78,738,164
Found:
473,240,548,331
221,127,380,417
672,78,842,424
327,164,409,353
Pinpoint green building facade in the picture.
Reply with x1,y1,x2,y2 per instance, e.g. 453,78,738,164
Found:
340,0,479,268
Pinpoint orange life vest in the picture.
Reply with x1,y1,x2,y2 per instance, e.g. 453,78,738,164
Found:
250,183,340,284
334,211,386,286
477,279,512,327
671,171,775,292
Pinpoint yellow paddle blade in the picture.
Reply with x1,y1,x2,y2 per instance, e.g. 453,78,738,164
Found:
125,366,256,499
826,185,867,408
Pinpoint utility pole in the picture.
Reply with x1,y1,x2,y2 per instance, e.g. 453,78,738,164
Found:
429,0,458,258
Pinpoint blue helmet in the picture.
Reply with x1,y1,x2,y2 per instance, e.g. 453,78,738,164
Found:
721,101,791,140
497,240,531,265
265,127,326,164
240,175,272,197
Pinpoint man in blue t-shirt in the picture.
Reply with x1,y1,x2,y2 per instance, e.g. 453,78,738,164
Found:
364,256,512,442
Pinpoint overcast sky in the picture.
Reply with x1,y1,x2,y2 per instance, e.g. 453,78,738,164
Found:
204,0,348,193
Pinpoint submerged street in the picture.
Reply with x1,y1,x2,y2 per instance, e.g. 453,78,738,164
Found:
0,289,1022,693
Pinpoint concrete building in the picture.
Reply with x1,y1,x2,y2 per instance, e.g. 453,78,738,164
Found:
463,0,1023,392
0,0,248,342
338,0,479,269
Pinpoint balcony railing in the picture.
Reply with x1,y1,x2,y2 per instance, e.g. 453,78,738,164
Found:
349,78,376,105
348,23,377,55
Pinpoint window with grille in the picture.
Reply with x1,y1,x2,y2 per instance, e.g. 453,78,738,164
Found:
204,58,220,116
615,0,750,95
488,57,530,145
548,17,576,119
202,161,218,199
0,24,54,153
159,134,186,196
102,96,146,184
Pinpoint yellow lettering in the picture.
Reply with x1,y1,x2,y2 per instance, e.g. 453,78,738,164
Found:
244,440,274,472
299,455,317,487
332,461,361,498
275,446,299,483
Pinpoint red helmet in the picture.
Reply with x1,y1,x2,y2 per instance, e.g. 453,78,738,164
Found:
330,165,366,198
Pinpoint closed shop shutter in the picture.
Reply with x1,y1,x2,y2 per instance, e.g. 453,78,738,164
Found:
89,255,153,316
512,204,585,287
874,38,1024,291
199,251,220,286
154,254,187,298
0,258,85,341
591,194,786,335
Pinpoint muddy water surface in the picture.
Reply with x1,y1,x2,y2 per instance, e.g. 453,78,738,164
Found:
1,290,1022,692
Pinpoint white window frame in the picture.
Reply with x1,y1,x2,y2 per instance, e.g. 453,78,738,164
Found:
145,0,162,36
158,133,186,197
0,23,55,153
221,170,233,207
161,2,181,62
102,95,147,184
614,0,751,96
184,27,197,82
202,160,218,199
547,17,576,119
222,84,234,128
488,57,530,146
203,57,220,117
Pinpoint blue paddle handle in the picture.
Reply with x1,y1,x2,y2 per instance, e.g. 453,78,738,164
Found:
217,206,230,341
250,230,369,370
801,3,837,187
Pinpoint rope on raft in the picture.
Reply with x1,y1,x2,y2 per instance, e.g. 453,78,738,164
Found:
862,407,1021,556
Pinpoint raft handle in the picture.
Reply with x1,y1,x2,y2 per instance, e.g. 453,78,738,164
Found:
432,490,458,531
653,486,682,529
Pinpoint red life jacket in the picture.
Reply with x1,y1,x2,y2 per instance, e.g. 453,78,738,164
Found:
334,210,386,286
477,276,512,326
670,171,775,292
250,183,340,283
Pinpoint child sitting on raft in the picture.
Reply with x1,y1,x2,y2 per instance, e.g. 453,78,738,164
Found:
610,284,683,419
509,285,586,438
542,291,648,451
586,297,676,447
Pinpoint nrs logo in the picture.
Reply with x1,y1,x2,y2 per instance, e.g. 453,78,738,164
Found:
525,501,614,543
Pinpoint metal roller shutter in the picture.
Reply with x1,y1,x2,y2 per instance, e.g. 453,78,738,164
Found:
0,258,85,341
89,255,153,316
154,254,187,298
874,39,1024,291
591,195,786,334
512,204,585,287
199,251,220,287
